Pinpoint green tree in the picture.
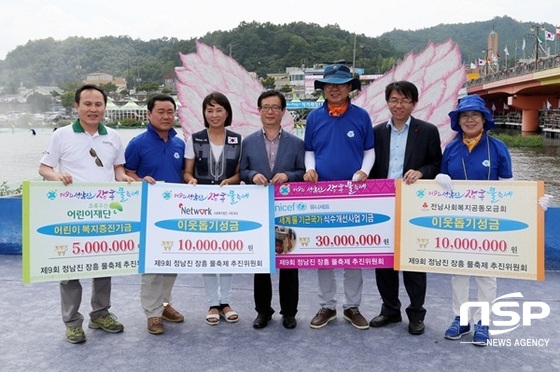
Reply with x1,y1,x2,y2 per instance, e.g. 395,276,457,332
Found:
99,82,118,95
261,76,276,90
60,82,83,93
2,80,19,94
60,91,75,111
2,17,552,88
138,82,160,93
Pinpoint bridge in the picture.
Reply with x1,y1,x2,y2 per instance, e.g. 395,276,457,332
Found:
466,54,560,133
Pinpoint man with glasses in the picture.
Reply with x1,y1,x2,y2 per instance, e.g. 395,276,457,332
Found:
304,64,375,330
240,90,305,329
368,80,442,335
39,84,134,344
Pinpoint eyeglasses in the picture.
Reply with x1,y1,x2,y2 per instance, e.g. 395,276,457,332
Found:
459,112,483,121
388,98,414,106
323,83,349,90
89,148,104,167
260,105,283,112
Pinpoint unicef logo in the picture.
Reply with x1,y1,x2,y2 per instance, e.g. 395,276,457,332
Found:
347,130,355,138
174,152,181,159
296,203,307,211
482,160,490,167
278,184,291,196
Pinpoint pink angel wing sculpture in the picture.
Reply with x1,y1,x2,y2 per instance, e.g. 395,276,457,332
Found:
353,39,466,147
175,42,294,140
176,40,465,147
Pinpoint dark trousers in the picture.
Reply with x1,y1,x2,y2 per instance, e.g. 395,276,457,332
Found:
254,269,299,316
375,268,426,322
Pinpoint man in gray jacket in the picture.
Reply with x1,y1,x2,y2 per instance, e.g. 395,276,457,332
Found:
240,90,305,329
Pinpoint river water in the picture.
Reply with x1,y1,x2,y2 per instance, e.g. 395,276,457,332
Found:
1,126,559,205
0,127,144,186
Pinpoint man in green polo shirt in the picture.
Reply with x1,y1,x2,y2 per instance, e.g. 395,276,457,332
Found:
39,84,134,344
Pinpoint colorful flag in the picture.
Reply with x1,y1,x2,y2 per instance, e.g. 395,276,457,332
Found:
504,46,510,56
544,30,555,41
557,26,560,36
547,100,552,110
504,103,509,110
537,35,543,43
491,103,496,112
478,59,485,66
522,39,526,50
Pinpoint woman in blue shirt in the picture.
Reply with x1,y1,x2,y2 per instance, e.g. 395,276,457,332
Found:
438,94,512,346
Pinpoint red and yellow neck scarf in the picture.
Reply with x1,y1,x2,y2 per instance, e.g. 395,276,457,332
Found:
462,130,483,152
327,101,349,117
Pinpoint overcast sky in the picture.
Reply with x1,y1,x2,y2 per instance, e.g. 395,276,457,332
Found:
1,0,557,60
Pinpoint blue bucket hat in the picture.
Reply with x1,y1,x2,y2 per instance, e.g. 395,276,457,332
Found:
448,94,495,131
314,64,361,91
